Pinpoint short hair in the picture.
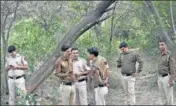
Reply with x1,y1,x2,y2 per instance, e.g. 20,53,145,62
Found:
158,37,166,43
71,47,78,51
119,42,128,49
8,45,16,53
87,47,99,57
61,44,71,52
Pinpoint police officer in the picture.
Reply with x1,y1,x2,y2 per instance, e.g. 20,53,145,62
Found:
117,42,143,105
5,45,28,105
87,47,110,105
55,44,76,105
71,47,90,105
157,38,175,105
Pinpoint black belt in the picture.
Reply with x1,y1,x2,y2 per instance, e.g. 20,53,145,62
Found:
122,73,132,76
78,78,87,82
62,82,74,86
161,74,168,77
94,84,106,88
9,75,24,79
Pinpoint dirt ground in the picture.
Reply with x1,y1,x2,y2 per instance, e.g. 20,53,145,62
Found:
1,51,176,105
105,52,176,105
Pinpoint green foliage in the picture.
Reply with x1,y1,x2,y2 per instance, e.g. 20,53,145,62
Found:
7,1,176,71
9,19,56,71
51,86,60,104
16,88,36,105
74,27,120,60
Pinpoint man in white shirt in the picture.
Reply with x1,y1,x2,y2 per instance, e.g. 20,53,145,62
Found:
5,45,28,105
71,47,90,105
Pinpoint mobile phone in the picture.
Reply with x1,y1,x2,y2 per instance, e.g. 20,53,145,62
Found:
9,65,13,67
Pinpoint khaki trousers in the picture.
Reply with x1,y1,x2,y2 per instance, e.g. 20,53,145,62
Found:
121,75,136,105
157,75,173,105
60,83,76,105
75,81,88,105
8,77,27,105
94,86,108,105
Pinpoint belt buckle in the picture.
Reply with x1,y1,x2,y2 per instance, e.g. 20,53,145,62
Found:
94,86,98,88
12,76,16,79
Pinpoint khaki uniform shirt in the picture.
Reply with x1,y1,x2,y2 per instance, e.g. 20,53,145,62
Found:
90,55,110,85
117,51,143,74
72,57,90,80
55,56,74,82
6,53,28,77
158,51,175,75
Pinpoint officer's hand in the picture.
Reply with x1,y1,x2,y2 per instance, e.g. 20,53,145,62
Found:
81,71,90,76
65,71,72,77
64,73,70,77
75,73,81,78
132,72,137,77
65,76,72,81
6,65,11,71
70,74,76,80
168,79,174,87
10,65,17,70
106,83,110,89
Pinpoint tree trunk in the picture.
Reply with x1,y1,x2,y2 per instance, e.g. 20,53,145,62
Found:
170,1,176,35
93,24,101,39
1,1,19,95
26,1,116,93
144,0,176,58
1,36,8,95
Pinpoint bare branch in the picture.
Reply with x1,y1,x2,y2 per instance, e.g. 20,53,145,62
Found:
104,1,118,13
170,1,176,35
105,6,115,12
114,6,143,27
110,1,117,43
6,1,19,41
1,1,10,37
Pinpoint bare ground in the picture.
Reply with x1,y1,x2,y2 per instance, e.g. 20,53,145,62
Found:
105,52,176,105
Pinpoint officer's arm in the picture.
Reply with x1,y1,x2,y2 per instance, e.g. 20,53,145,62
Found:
81,60,90,76
169,56,175,81
104,64,110,85
102,58,110,80
55,60,68,77
16,56,28,70
117,54,121,68
136,53,144,73
5,59,11,71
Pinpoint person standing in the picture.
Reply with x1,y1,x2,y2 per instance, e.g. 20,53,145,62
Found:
55,44,76,105
87,47,110,105
71,47,90,105
5,45,28,105
117,42,143,105
157,38,175,105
